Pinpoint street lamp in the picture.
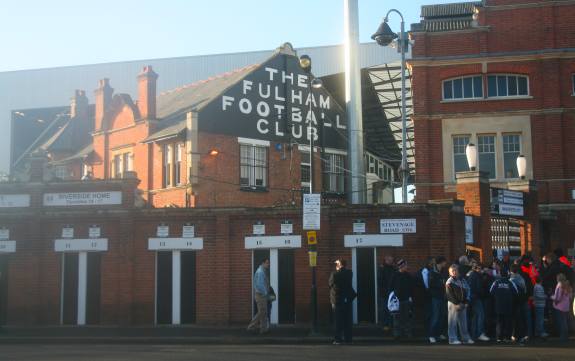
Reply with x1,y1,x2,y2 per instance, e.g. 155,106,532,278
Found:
516,155,526,179
372,10,409,203
466,143,478,171
299,54,322,334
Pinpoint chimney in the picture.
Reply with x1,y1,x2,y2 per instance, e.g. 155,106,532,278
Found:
137,66,158,120
94,78,113,130
70,90,89,119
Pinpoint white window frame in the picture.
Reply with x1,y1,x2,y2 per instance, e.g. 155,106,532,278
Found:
452,135,471,178
239,142,268,190
323,152,345,194
486,74,529,98
442,75,484,101
477,134,497,179
300,150,311,190
502,133,522,179
163,144,173,188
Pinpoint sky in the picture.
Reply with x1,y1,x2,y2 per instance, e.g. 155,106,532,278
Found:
0,0,466,72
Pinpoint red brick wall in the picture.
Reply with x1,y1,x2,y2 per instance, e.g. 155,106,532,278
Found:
0,180,466,326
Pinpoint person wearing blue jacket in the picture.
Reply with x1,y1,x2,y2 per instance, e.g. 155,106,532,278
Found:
489,269,519,342
247,258,270,334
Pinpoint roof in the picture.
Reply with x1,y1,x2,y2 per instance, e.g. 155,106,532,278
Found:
51,144,94,165
156,64,259,119
411,2,482,33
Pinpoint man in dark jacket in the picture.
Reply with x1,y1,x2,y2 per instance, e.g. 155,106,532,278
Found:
467,262,489,341
329,259,354,344
490,270,519,342
391,259,415,339
428,256,448,343
377,255,395,331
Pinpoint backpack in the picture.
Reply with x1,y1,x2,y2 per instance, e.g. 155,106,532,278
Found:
387,291,400,313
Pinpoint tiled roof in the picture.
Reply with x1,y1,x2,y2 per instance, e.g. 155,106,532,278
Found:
156,64,258,119
412,1,481,33
421,2,481,18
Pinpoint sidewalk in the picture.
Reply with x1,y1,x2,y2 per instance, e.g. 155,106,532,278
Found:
0,325,572,346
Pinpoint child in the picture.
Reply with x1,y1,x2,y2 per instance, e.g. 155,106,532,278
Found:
550,273,572,341
532,276,548,338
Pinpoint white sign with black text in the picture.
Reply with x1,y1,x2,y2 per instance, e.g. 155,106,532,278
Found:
380,219,416,234
498,204,524,217
89,226,101,239
353,222,366,234
280,222,293,235
148,238,204,251
157,225,169,238
303,193,321,230
62,227,74,239
344,234,403,248
182,225,195,238
0,241,16,253
0,228,9,240
54,238,108,252
44,191,122,206
0,194,30,208
253,224,266,235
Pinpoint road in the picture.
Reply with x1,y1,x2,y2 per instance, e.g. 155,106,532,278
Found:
2,344,574,361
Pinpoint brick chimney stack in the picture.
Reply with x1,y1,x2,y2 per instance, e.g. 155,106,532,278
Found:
137,65,158,120
94,78,113,130
70,90,89,119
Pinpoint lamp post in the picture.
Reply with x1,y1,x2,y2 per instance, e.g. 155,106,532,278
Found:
299,55,322,334
466,143,478,171
516,155,526,179
372,9,409,203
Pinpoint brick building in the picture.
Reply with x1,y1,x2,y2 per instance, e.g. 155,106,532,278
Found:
410,0,575,257
11,43,397,208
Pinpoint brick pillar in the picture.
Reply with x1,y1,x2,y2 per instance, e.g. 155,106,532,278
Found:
456,171,492,263
508,180,540,260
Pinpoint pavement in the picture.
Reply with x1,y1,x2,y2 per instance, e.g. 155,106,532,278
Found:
0,325,574,347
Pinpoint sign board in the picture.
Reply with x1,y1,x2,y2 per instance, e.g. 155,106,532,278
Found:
303,193,321,230
0,194,30,208
353,221,366,234
0,241,16,253
498,204,524,217
62,227,74,239
148,238,204,251
245,235,302,249
156,225,169,238
43,191,122,206
182,225,195,238
380,219,416,234
200,51,348,150
465,216,474,244
309,251,317,267
88,226,101,239
253,223,266,235
344,234,403,248
307,231,317,245
0,228,9,240
54,238,108,252
280,221,293,235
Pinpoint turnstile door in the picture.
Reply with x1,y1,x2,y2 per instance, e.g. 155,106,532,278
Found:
278,249,295,324
86,253,101,325
62,253,79,325
181,251,197,324
357,248,376,323
156,252,172,324
0,257,8,325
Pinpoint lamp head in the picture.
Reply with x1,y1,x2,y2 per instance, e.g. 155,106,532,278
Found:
516,154,527,179
311,78,323,89
371,19,398,47
299,55,312,73
465,143,477,171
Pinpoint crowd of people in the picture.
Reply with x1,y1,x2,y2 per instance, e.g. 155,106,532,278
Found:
376,249,575,345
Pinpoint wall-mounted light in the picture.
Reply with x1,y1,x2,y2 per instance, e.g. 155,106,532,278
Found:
466,143,477,171
516,154,527,180
299,55,312,72
208,149,219,156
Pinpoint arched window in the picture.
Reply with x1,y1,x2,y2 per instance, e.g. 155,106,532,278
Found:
487,74,529,98
442,75,483,100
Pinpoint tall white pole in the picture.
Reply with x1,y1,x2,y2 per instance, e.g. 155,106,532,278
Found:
400,20,408,203
77,251,87,326
344,0,366,204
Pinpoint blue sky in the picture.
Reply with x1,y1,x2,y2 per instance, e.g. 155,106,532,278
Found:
0,0,465,72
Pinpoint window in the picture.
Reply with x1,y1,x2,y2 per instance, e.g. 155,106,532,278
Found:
503,134,521,178
323,153,344,193
174,143,183,185
113,154,122,178
453,135,470,174
240,144,268,189
54,165,70,179
443,75,483,100
163,144,172,187
487,75,528,97
300,151,311,190
478,135,496,179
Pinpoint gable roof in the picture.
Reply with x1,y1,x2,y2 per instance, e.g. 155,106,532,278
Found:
411,2,482,33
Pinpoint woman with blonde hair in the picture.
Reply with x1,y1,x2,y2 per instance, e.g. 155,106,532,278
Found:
550,273,572,341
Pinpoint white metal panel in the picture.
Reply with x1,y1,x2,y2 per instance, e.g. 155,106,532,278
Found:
54,238,108,252
344,234,403,248
148,237,204,250
244,235,301,249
